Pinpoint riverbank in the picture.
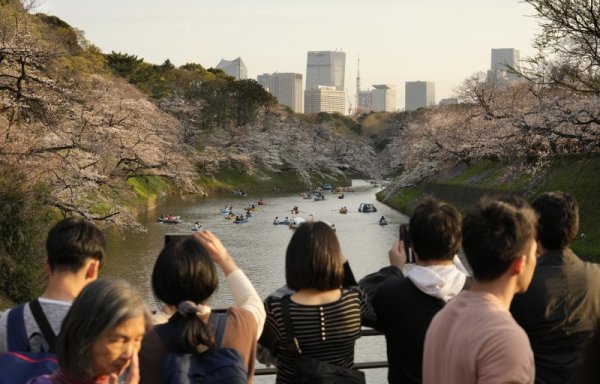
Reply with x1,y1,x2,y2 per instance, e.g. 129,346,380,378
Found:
377,154,600,260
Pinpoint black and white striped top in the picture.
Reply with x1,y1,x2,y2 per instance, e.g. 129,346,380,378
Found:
259,287,369,384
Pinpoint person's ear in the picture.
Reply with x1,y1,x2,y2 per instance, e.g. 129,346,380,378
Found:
512,255,527,275
85,259,100,280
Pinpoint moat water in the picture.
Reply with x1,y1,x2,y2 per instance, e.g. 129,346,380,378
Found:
104,180,406,383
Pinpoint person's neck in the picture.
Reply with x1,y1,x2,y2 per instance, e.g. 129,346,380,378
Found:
292,288,341,305
416,258,453,267
470,277,517,310
41,271,89,302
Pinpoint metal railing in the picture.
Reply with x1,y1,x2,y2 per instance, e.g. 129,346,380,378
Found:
255,328,387,376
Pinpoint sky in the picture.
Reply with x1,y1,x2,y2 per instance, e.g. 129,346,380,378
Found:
37,0,540,111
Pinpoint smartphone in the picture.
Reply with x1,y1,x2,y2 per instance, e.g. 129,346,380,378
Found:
399,224,415,263
165,233,193,246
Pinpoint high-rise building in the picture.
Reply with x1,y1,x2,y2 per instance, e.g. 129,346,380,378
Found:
216,57,247,80
304,51,346,114
306,51,346,91
487,48,520,83
372,84,396,112
405,81,435,111
304,86,345,114
357,90,373,114
257,72,303,113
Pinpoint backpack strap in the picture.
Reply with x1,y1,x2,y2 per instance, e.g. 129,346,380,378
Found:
6,303,28,352
29,299,57,353
208,312,229,348
279,295,302,354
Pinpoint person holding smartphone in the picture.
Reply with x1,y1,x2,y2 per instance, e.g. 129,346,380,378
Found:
367,197,470,384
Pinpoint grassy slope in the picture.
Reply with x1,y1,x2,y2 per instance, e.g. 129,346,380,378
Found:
379,154,600,260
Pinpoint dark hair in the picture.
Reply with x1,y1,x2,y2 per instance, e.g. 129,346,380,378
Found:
462,195,537,281
286,221,344,291
56,279,150,378
152,238,219,352
409,197,462,261
532,191,579,250
45,217,106,273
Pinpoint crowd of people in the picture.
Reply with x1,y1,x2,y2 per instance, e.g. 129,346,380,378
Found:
0,191,599,384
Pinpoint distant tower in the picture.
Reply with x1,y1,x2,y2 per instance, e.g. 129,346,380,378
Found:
355,57,361,114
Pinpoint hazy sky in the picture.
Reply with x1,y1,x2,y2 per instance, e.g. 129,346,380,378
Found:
38,0,540,110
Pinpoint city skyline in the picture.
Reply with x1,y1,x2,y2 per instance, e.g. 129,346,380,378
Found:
38,0,540,110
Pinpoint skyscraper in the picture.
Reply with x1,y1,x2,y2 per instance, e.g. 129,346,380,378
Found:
372,84,396,112
304,86,345,114
304,51,346,114
488,48,520,82
216,57,247,80
257,72,303,113
405,81,435,111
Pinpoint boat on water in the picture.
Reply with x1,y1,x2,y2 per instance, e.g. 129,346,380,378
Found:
378,219,388,226
158,216,182,224
314,195,325,201
257,199,267,205
233,189,247,197
321,183,333,191
338,193,345,199
273,218,291,225
233,218,249,224
302,194,312,200
288,217,306,229
339,207,348,214
358,203,378,213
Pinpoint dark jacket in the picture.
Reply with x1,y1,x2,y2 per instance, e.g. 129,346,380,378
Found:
372,275,445,384
510,248,600,384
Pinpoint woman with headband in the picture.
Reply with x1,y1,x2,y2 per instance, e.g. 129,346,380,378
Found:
138,231,266,384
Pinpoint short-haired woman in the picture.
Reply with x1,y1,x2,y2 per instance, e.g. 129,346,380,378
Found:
259,221,374,384
138,230,266,384
28,278,151,384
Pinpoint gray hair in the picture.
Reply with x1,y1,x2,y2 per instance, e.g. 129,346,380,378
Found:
56,278,151,378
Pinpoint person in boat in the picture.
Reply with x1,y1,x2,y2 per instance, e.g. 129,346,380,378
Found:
251,204,256,209
274,216,280,224
193,222,201,230
159,214,165,220
379,216,386,224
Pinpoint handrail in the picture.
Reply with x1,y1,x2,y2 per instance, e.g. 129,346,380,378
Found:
254,328,387,376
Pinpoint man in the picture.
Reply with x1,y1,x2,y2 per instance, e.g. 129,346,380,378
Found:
371,197,469,384
423,196,538,384
0,217,106,353
510,192,600,384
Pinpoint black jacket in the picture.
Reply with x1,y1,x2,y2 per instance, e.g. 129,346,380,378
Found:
510,248,600,384
372,275,445,384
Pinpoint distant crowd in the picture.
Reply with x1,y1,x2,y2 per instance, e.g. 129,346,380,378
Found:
1,191,599,384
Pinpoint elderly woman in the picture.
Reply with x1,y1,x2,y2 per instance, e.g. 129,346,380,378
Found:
139,230,266,384
259,221,373,384
28,279,151,384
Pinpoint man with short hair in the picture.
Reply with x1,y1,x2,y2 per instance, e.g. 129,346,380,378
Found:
371,197,469,384
510,191,600,384
0,217,106,353
423,196,538,384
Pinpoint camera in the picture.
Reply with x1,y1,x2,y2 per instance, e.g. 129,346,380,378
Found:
399,224,415,263
164,233,194,246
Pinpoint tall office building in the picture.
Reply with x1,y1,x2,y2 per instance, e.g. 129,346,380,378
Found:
257,72,303,113
487,48,520,83
304,51,346,114
405,81,435,111
304,86,345,114
372,84,396,112
357,90,373,114
216,57,247,80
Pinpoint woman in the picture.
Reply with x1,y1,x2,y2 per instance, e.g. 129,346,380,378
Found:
139,230,265,384
259,221,373,384
28,279,151,384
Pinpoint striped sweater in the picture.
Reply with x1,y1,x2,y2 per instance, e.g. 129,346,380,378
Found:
259,287,368,384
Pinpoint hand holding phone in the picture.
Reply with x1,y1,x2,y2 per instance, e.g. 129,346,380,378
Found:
399,224,415,263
